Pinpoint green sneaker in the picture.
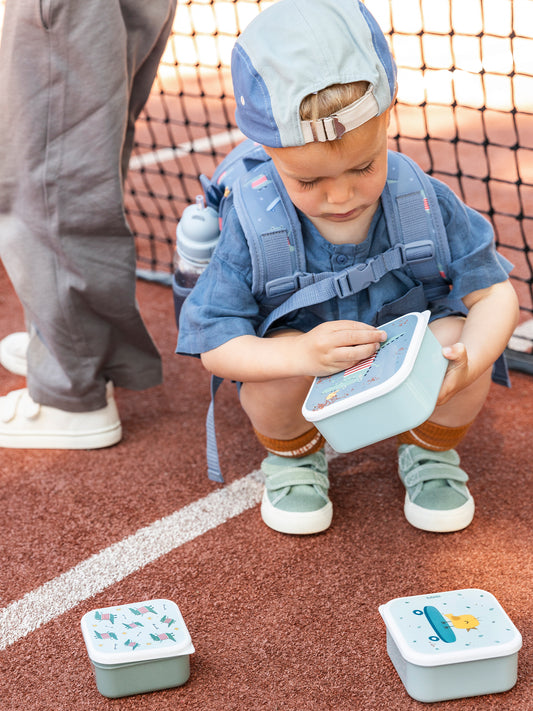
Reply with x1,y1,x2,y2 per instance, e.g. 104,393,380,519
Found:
398,444,475,533
260,449,333,535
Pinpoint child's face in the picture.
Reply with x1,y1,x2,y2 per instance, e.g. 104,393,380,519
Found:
265,111,390,244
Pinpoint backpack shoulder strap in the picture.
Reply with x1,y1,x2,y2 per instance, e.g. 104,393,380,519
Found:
204,149,310,484
206,375,225,483
232,159,307,300
381,150,451,300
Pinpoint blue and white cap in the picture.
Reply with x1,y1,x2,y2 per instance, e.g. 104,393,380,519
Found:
231,0,397,147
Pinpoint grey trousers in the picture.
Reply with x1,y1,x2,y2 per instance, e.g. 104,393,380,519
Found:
0,0,176,411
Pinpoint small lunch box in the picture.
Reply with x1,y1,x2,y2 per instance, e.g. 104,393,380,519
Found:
302,311,447,452
81,598,194,698
379,589,522,703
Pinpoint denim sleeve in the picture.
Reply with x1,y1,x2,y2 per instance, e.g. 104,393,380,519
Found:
433,178,513,301
176,205,261,356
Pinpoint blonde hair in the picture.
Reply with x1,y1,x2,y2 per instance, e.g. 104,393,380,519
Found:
299,81,369,122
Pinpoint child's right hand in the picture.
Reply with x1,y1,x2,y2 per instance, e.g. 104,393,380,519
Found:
296,320,387,376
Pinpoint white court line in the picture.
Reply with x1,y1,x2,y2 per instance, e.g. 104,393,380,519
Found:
128,127,244,171
0,471,263,651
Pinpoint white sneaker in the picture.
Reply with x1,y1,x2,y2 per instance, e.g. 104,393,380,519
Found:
0,383,122,449
0,332,29,376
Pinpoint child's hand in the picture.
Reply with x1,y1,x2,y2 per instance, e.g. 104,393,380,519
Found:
201,322,387,381
437,342,470,405
296,320,387,376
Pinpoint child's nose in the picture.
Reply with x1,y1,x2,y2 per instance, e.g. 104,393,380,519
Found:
326,177,354,206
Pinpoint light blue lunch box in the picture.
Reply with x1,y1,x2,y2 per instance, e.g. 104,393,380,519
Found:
81,598,194,698
379,589,522,702
302,311,448,452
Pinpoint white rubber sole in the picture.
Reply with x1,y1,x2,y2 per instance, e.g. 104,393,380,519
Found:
260,489,333,535
0,422,122,449
0,386,122,450
404,494,475,533
0,332,29,376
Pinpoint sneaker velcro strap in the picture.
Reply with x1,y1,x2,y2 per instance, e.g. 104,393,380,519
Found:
399,444,460,472
0,389,20,422
0,388,40,422
265,468,330,493
402,462,469,488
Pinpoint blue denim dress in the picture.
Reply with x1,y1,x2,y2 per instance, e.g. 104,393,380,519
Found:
177,175,512,361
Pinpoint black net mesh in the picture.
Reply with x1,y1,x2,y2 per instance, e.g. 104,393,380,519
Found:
1,1,531,368
126,0,533,370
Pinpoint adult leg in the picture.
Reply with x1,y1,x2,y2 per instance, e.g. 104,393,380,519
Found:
0,0,175,413
120,0,178,180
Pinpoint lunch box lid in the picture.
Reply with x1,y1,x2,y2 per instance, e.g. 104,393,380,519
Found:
379,589,522,667
302,311,430,422
81,599,195,665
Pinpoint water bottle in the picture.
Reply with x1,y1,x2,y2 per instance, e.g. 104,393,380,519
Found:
173,195,219,323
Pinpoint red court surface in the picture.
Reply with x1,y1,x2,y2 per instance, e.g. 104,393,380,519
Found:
0,260,531,711
1,1,532,707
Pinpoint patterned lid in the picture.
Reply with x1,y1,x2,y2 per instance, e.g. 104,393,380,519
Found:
81,599,194,665
379,589,522,667
303,311,429,421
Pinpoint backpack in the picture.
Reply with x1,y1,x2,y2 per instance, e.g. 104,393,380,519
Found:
175,139,466,482
195,139,452,340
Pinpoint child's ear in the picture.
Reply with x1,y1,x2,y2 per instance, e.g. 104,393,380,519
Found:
390,86,398,112
382,107,393,129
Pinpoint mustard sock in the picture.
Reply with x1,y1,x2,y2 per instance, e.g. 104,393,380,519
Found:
254,426,326,458
397,420,473,451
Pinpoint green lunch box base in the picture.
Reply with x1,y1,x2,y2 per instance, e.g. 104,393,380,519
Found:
91,654,190,699
302,312,447,453
386,631,518,703
81,598,194,698
379,589,522,703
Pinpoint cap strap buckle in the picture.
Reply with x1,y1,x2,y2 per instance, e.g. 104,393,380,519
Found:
300,86,380,144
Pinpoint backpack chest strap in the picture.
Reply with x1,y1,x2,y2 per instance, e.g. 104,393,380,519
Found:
257,239,435,337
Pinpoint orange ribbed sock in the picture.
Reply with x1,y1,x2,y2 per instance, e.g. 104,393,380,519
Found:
254,427,326,458
397,419,473,451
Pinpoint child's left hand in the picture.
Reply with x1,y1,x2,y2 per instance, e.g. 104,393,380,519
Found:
436,342,470,406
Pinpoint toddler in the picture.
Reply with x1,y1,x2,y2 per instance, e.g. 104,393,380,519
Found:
178,0,518,535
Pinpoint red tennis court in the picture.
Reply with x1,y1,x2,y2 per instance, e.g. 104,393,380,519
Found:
0,1,532,708
1,258,532,710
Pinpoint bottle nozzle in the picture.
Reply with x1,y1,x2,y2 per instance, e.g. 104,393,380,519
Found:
195,195,205,210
